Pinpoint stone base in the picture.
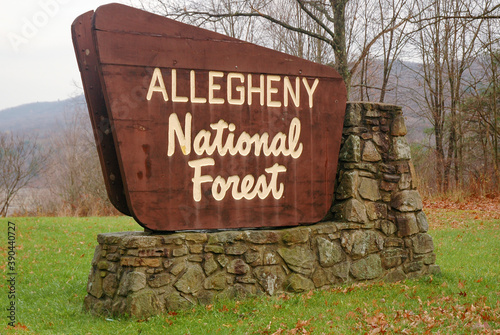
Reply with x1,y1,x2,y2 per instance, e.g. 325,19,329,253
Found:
83,102,440,317
84,222,439,317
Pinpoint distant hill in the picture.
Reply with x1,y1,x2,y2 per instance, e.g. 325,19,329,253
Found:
0,65,431,143
0,95,86,136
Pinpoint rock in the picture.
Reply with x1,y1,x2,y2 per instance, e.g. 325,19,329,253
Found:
359,171,376,178
428,264,441,275
245,231,280,244
391,190,423,212
129,272,147,292
359,177,381,201
127,289,164,318
384,268,406,282
409,162,418,189
380,180,398,192
83,295,98,313
361,133,373,140
339,135,361,162
411,233,434,254
185,233,208,244
422,253,436,265
282,228,310,245
395,212,419,237
263,249,280,265
362,141,382,162
285,274,315,293
98,260,109,270
172,246,188,257
147,273,172,288
208,231,243,244
91,245,102,266
244,249,261,265
217,254,229,267
344,162,378,173
204,245,224,253
391,115,407,136
86,298,112,316
341,230,384,259
170,261,186,276
102,273,118,297
416,211,429,233
277,246,315,276
137,248,166,258
350,254,383,280
225,243,248,255
365,108,381,118
334,198,368,223
162,235,185,245
164,289,192,311
223,283,255,299
203,254,218,276
253,266,286,295
336,171,358,200
236,276,257,284
122,235,163,249
384,237,404,248
381,248,408,269
383,174,401,183
87,268,103,298
345,103,362,126
325,261,350,283
188,255,203,262
189,245,203,254
380,220,398,236
373,132,389,153
120,257,161,267
379,163,396,174
197,290,215,305
313,222,338,235
227,259,250,275
365,202,387,221
312,268,329,287
116,271,146,296
316,237,345,266
174,264,205,294
392,137,411,160
398,173,411,190
403,261,423,273
204,272,227,291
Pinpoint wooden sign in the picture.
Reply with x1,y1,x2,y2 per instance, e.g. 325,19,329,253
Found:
72,4,347,231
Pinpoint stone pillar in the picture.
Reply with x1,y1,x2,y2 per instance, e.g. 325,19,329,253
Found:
83,102,439,318
331,102,439,281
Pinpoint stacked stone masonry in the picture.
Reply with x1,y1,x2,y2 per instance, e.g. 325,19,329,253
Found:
84,102,440,317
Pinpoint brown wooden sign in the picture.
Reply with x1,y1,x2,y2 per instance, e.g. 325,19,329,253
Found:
72,4,347,231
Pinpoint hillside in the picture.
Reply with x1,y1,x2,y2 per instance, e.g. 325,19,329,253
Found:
0,69,430,143
0,95,86,136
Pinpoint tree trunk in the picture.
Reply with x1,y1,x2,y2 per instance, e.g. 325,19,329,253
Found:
331,0,351,96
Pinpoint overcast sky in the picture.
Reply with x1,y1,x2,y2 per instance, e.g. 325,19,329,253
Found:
0,0,132,111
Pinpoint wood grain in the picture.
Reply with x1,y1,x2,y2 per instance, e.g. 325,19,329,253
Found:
73,3,347,231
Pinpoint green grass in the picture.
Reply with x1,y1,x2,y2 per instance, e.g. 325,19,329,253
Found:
1,211,499,334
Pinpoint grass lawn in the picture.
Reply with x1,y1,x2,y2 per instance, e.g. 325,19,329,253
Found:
1,203,499,334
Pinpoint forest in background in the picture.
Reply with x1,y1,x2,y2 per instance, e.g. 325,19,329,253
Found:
1,0,499,217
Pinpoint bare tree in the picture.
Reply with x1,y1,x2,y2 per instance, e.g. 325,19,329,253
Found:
407,0,493,193
0,133,49,217
377,0,413,102
42,99,115,216
135,0,414,97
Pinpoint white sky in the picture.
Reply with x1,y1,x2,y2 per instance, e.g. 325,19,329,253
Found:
0,0,133,111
